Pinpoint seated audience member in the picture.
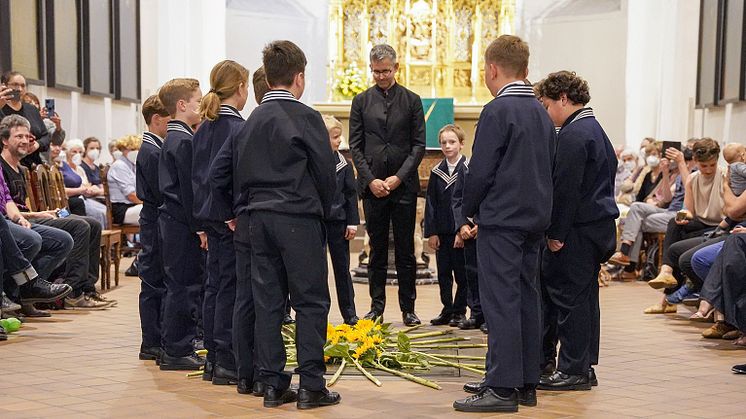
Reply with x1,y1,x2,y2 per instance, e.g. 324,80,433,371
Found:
615,149,637,197
617,142,664,208
0,115,110,310
109,138,122,162
48,142,85,216
61,138,107,226
80,137,103,186
609,148,695,279
107,135,142,225
0,71,51,167
22,91,65,148
644,138,725,314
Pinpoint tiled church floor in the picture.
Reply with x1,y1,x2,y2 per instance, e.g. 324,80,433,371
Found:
1,258,745,418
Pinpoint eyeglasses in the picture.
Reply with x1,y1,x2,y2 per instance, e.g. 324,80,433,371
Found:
7,82,26,89
371,69,393,77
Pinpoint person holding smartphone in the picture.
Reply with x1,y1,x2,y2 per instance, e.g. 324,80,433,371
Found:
1,71,51,168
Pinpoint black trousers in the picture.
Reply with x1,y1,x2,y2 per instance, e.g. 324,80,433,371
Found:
159,212,205,357
203,223,237,369
478,227,542,388
542,220,616,375
233,212,256,382
708,234,746,330
138,212,165,348
435,234,467,315
539,241,558,368
665,235,728,294
363,197,417,313
662,218,714,268
325,220,357,321
250,211,330,391
463,238,482,321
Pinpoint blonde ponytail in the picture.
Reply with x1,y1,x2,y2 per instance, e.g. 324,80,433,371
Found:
199,60,249,121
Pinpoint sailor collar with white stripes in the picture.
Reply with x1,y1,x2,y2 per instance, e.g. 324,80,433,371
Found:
559,107,595,133
142,131,164,149
495,81,535,98
261,89,300,104
166,120,193,137
431,155,465,189
335,151,348,173
218,104,243,119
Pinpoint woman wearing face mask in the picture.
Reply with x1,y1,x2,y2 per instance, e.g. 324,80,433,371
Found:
106,135,142,226
615,149,637,197
80,137,103,187
48,143,86,217
631,144,671,205
109,139,123,162
62,139,107,226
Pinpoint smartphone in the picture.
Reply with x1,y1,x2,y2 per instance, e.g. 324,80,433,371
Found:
675,210,688,222
661,141,682,152
45,98,55,116
56,208,70,218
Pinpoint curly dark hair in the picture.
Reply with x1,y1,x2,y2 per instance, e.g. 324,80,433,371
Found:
538,71,591,106
692,137,720,162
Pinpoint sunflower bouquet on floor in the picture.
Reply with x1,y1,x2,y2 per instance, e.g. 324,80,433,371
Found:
282,318,487,390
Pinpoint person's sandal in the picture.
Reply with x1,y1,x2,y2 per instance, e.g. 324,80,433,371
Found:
644,303,677,314
689,308,714,322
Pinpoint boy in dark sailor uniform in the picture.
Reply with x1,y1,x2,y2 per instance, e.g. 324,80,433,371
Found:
157,78,207,371
455,35,555,413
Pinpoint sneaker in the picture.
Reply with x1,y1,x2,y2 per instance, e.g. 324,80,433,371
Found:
702,321,737,339
85,291,117,307
64,294,110,310
19,278,72,303
666,285,693,305
2,293,21,313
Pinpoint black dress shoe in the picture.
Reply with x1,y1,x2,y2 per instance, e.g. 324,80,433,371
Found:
20,303,51,317
458,318,483,330
480,323,488,334
589,367,598,386
139,345,163,362
202,360,214,381
297,388,341,409
283,313,296,325
363,310,383,321
463,378,485,394
449,313,467,327
212,365,238,385
125,261,139,276
518,385,537,406
344,315,359,326
732,363,746,374
253,381,266,396
19,278,72,304
264,385,298,408
453,387,518,413
402,312,421,326
430,312,452,326
159,352,205,371
237,378,251,394
537,371,591,391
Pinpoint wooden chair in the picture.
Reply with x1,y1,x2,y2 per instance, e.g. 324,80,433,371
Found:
34,164,54,210
100,165,141,257
48,164,69,210
99,231,121,290
641,231,666,272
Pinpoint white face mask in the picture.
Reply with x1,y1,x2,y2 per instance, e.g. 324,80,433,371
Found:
623,161,636,171
55,151,66,162
71,153,82,165
87,149,100,161
112,150,123,160
126,150,139,163
646,155,660,168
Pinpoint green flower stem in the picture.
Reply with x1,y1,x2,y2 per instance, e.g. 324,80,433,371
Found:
400,324,425,334
350,357,382,387
430,354,486,361
408,344,487,349
195,349,207,356
373,362,442,390
430,361,485,370
415,351,486,375
410,337,468,345
328,358,346,387
407,330,453,340
186,371,203,378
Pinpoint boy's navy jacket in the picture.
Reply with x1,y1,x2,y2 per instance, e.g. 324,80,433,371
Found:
159,120,202,232
136,131,163,220
546,108,619,242
231,90,336,218
424,155,467,237
327,151,360,225
462,82,556,233
450,162,475,233
192,104,244,223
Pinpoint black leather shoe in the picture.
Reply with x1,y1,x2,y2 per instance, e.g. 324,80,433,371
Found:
283,313,295,325
20,303,51,317
252,381,266,396
449,313,467,327
212,365,238,385
430,312,452,326
403,312,421,327
480,323,488,334
363,310,383,321
125,261,139,276
159,352,205,371
537,371,591,391
264,385,297,408
518,385,537,406
458,318,483,330
463,378,485,394
19,278,72,304
139,345,162,362
541,360,556,379
297,388,341,409
344,315,359,326
453,387,518,413
732,363,746,374
202,360,214,381
589,367,598,386
237,378,251,394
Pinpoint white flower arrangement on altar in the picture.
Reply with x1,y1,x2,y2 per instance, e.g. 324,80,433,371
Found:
333,64,367,100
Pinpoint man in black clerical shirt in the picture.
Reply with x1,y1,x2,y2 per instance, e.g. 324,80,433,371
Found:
349,44,426,327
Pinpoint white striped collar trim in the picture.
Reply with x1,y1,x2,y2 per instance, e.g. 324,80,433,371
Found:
261,90,300,104
218,104,243,119
496,82,535,98
431,157,464,190
142,131,163,149
335,152,348,173
167,121,193,136
559,108,595,133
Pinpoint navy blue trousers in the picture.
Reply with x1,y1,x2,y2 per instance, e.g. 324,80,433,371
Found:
233,212,256,382
542,220,615,375
478,228,542,389
250,211,330,391
435,234,467,316
204,223,237,369
325,220,356,321
138,211,166,348
159,212,205,357
463,238,482,321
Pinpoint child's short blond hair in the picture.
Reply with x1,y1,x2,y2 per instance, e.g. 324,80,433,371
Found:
485,35,530,78
158,78,200,116
438,124,465,144
322,114,342,133
116,135,142,151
